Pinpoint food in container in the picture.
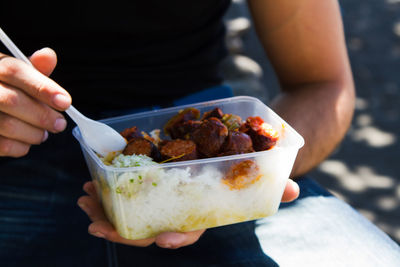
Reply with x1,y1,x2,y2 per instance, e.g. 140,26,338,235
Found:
73,96,304,240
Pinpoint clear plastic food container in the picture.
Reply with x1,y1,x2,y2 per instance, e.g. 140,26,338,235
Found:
73,96,304,240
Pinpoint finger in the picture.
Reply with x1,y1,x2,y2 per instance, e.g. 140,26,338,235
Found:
0,82,67,133
78,190,156,247
77,195,107,222
83,181,98,199
88,220,155,247
281,179,300,203
29,48,57,77
0,135,30,157
0,112,48,145
0,55,71,110
79,181,203,248
155,229,206,249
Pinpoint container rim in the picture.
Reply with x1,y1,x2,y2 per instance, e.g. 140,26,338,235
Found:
72,96,305,172
98,96,265,124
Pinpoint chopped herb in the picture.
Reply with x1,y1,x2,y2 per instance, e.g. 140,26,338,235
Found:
129,179,134,183
139,181,143,184
138,175,142,180
116,187,122,194
152,182,157,187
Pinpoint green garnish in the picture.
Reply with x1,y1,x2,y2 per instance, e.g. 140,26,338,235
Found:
152,182,157,187
129,179,134,183
116,187,122,194
138,175,142,180
221,114,242,131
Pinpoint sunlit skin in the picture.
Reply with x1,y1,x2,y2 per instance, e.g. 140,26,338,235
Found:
0,48,71,157
248,0,355,177
0,0,354,250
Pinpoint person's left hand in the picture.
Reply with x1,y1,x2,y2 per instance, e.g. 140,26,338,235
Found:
77,178,299,249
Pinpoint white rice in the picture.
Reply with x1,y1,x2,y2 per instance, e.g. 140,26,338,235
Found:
98,154,287,240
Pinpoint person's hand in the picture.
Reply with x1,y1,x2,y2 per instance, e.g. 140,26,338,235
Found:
77,178,299,249
77,181,206,249
0,48,71,157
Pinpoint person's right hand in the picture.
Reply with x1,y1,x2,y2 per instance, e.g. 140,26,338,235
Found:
0,48,71,157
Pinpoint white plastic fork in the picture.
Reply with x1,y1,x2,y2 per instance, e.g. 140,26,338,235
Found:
0,27,127,156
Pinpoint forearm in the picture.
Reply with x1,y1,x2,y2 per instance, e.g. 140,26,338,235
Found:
246,0,355,177
270,79,355,178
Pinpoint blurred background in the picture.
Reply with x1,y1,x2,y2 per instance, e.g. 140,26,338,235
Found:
223,0,400,244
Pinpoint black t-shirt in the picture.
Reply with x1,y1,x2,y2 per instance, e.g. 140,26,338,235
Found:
0,0,230,115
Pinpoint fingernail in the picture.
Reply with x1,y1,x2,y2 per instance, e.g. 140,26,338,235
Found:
38,47,50,53
53,94,71,109
54,118,67,132
32,48,47,56
90,232,106,239
42,130,49,142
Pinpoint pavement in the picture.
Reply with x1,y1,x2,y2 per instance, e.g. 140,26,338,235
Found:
223,0,400,244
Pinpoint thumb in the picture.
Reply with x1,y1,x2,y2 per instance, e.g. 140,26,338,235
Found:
29,47,58,76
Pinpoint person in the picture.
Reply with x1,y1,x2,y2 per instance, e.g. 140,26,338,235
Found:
0,0,399,266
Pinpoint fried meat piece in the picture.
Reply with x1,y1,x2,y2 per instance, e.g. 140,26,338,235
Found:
120,126,143,142
223,160,261,190
122,137,161,161
219,131,254,156
159,139,198,162
169,120,202,140
164,108,201,139
191,117,228,157
201,107,224,120
239,116,279,151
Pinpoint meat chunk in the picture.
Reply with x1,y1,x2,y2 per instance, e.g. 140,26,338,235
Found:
191,117,228,157
240,116,279,151
168,120,202,140
201,107,224,120
159,139,198,162
164,108,201,138
223,160,261,190
120,126,143,142
219,131,254,156
122,137,161,161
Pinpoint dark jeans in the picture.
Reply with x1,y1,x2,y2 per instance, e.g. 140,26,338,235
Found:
1,85,399,266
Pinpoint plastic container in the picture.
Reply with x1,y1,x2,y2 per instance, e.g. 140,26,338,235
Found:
73,96,304,240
